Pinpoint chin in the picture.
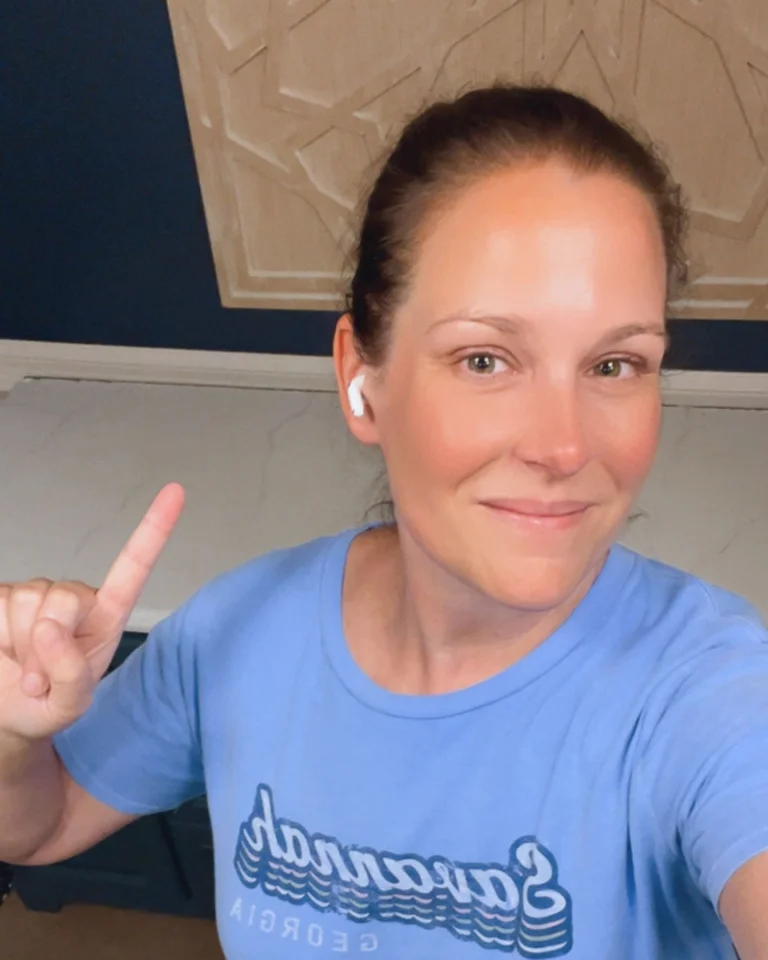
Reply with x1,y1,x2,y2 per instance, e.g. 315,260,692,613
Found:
474,553,599,613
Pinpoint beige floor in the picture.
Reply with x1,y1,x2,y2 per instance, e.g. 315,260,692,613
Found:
1,891,225,960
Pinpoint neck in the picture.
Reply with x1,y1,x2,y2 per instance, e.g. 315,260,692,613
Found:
345,522,602,696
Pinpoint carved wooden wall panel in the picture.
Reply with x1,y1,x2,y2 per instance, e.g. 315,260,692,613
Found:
167,0,768,318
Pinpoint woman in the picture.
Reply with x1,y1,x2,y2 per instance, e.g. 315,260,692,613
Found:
0,84,766,959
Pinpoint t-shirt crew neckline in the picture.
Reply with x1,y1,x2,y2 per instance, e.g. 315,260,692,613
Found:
320,523,639,719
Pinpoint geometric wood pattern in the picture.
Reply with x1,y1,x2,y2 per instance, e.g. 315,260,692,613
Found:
166,0,768,319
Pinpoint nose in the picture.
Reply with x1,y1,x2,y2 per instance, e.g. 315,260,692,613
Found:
514,380,591,478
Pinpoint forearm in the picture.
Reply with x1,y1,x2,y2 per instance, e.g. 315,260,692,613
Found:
0,731,64,863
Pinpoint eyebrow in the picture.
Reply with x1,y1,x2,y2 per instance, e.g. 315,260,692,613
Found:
600,323,670,350
428,313,670,349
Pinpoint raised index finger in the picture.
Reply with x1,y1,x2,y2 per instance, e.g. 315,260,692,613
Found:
93,483,186,633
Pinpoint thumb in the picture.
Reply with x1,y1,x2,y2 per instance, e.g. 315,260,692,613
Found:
31,619,93,725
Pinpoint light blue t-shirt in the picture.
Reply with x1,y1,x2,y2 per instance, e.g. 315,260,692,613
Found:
54,525,768,959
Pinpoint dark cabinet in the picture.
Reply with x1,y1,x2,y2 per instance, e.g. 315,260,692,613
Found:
12,632,215,919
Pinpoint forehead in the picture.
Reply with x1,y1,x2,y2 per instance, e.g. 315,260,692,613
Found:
400,160,667,329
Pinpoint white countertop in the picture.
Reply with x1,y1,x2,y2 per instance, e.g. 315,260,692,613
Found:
1,378,766,631
0,379,381,631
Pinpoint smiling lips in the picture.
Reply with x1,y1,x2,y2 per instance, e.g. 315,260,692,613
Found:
479,499,594,529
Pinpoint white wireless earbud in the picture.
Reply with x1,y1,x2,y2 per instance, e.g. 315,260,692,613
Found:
347,373,366,418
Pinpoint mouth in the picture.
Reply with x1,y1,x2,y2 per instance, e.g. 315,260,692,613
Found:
478,499,595,530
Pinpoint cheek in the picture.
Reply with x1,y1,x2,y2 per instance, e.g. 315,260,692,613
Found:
596,399,661,488
383,380,500,486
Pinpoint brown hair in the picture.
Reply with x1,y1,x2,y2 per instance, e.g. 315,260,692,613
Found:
346,82,689,367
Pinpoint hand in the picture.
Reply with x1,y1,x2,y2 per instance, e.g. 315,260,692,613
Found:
0,483,185,742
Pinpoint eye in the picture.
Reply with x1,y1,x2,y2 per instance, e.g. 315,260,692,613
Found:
463,353,508,375
593,357,644,379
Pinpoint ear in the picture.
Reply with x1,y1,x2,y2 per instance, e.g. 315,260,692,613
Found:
333,314,381,446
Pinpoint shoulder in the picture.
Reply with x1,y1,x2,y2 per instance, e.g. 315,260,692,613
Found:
624,546,766,647
621,547,768,714
166,525,363,642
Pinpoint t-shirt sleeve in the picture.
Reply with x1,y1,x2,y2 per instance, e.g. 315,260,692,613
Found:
52,599,205,816
644,624,768,916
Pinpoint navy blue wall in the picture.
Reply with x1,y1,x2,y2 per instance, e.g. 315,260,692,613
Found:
1,0,766,370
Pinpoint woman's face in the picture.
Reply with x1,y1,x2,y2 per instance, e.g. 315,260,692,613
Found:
351,160,668,610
